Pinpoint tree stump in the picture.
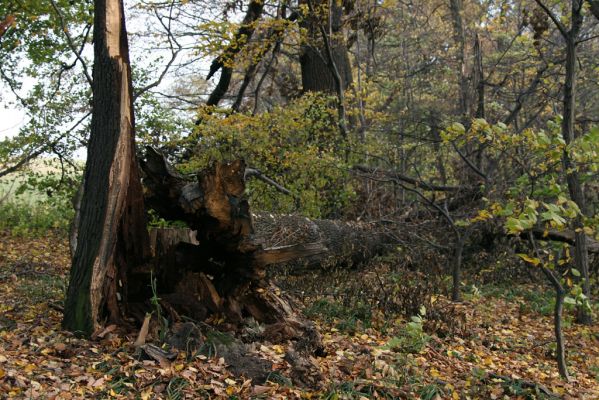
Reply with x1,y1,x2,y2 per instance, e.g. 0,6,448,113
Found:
135,148,325,350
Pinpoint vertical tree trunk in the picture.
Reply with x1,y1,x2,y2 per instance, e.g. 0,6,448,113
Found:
63,0,150,335
449,0,469,119
473,33,485,119
553,287,570,380
299,0,352,93
559,1,591,325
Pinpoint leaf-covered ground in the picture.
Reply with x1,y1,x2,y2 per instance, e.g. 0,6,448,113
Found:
1,230,598,399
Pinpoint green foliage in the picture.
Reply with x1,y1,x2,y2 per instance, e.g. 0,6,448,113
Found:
183,93,356,218
304,298,372,333
0,162,79,235
384,306,429,354
147,209,187,229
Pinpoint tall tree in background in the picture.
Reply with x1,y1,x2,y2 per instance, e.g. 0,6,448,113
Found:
63,0,150,335
299,0,352,94
449,0,468,119
534,0,592,325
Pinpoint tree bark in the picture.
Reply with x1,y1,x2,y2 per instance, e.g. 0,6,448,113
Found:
449,0,469,119
63,0,151,335
137,148,329,345
299,0,352,94
559,0,591,325
253,213,392,272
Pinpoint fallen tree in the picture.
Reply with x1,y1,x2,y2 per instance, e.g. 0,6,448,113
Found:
134,148,394,334
127,148,330,347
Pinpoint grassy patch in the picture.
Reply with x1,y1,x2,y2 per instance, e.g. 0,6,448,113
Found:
304,298,372,333
0,158,79,235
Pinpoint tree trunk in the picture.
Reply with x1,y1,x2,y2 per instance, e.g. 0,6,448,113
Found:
299,0,352,93
136,148,329,345
63,0,151,335
201,0,264,111
252,213,392,272
559,1,591,325
449,0,469,119
553,287,570,380
451,234,465,302
473,33,485,119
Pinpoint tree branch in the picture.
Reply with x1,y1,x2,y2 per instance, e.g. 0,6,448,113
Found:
533,0,568,39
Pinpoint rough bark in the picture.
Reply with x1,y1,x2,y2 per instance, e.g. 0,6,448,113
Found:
253,213,393,272
63,0,150,335
449,0,469,119
299,0,352,94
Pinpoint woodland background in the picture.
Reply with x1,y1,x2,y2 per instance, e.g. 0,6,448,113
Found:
0,0,598,398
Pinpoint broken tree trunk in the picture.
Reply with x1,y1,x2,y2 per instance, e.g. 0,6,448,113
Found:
63,0,151,336
135,148,326,346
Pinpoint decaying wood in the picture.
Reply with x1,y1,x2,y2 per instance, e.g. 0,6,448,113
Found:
252,213,393,271
137,147,325,349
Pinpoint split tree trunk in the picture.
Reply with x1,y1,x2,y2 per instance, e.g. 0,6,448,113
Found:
136,148,328,342
135,148,393,342
63,0,150,335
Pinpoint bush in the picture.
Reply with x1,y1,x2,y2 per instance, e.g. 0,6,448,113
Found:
0,161,79,235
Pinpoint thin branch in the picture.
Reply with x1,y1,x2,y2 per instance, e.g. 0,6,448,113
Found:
352,165,467,192
450,141,488,182
49,0,93,87
134,1,182,100
244,167,293,197
533,0,568,39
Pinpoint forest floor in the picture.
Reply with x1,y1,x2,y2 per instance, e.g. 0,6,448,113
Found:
0,230,598,399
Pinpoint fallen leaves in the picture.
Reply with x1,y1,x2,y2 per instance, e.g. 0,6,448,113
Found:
1,230,599,398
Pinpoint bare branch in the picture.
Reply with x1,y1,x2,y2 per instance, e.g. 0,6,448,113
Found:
49,0,93,87
533,0,568,39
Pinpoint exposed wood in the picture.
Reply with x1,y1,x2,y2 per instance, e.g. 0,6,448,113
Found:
63,0,151,335
138,148,325,347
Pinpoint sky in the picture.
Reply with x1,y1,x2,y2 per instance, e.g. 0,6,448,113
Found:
0,82,28,140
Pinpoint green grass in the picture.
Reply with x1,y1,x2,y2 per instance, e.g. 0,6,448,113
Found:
0,158,78,235
304,298,372,333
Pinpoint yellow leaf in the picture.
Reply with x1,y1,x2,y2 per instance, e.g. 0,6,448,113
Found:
24,363,36,373
517,253,540,266
272,344,285,354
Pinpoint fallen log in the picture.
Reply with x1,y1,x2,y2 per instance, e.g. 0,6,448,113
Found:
252,213,393,271
529,228,599,254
